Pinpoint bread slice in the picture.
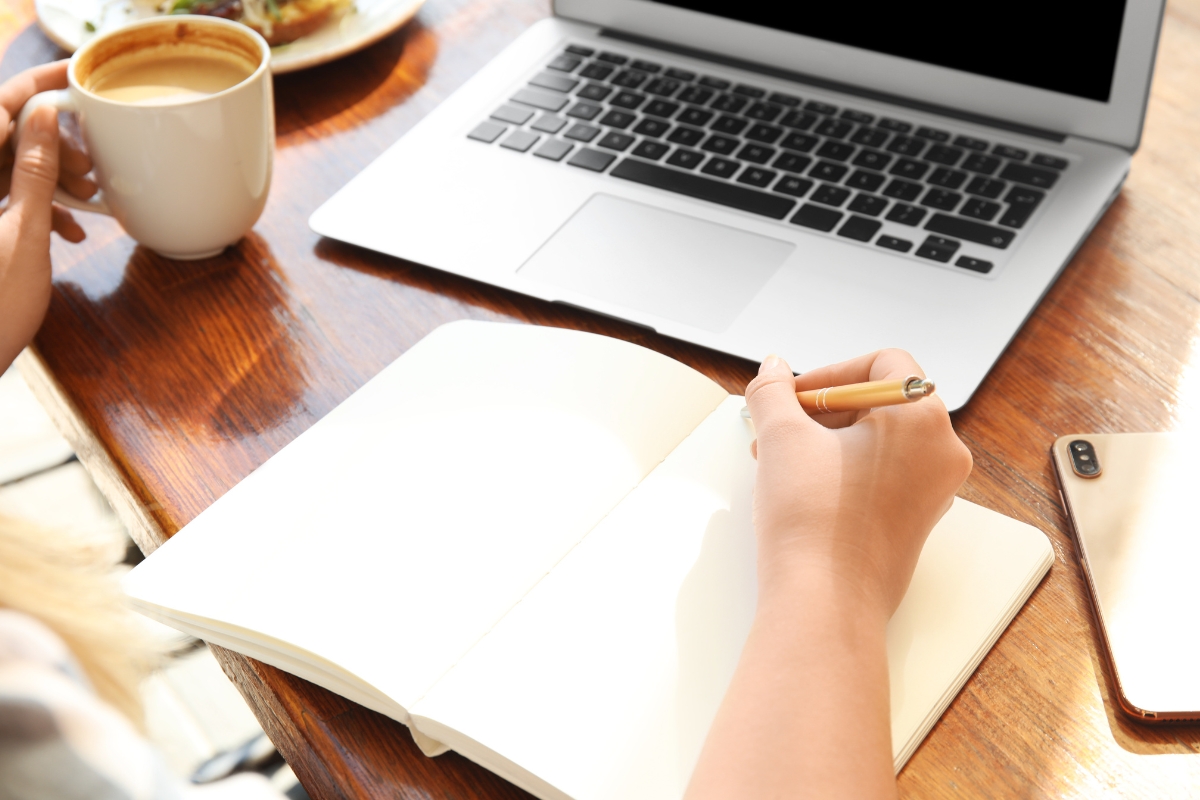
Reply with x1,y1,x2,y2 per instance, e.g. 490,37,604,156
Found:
244,0,349,46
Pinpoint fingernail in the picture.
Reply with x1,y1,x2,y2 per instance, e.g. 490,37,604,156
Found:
759,354,780,374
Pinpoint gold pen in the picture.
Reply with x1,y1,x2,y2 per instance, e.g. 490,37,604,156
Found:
740,375,936,418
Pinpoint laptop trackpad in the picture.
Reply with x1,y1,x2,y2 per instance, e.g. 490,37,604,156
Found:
518,194,794,333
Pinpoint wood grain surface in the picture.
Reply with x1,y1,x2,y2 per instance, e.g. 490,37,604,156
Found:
5,0,1200,795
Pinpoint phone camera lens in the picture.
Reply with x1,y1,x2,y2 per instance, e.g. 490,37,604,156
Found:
1068,440,1101,478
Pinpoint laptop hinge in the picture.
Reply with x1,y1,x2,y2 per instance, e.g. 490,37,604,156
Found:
600,28,1068,144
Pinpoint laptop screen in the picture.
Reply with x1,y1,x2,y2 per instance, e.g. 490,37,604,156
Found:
647,1,1127,102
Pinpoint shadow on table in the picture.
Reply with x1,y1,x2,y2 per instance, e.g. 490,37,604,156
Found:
0,23,69,81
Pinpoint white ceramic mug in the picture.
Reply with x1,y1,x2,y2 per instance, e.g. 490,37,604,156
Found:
18,16,274,260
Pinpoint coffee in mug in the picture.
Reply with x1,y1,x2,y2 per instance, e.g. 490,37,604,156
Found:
18,16,274,260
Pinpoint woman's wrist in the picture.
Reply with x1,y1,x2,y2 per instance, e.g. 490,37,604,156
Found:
754,551,893,633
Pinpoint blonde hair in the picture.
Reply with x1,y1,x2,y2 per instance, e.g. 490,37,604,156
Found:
0,513,162,727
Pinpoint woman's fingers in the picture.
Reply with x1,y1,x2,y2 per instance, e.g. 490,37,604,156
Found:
57,170,96,200
0,61,69,135
58,137,91,177
51,204,85,242
793,349,925,394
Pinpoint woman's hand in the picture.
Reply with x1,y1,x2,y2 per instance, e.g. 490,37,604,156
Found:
746,349,973,616
686,350,971,800
0,61,96,372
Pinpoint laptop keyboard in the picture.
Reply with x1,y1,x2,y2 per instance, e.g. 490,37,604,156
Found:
468,44,1070,276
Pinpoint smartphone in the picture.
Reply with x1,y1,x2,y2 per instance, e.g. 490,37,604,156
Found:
1053,433,1200,722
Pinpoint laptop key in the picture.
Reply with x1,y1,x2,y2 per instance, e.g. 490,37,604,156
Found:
738,167,778,188
576,83,612,101
533,139,573,161
597,132,635,151
769,92,802,106
780,111,818,130
678,86,715,105
804,100,838,115
699,76,731,90
876,235,913,252
999,162,1059,189
631,140,669,160
511,88,569,112
811,184,851,207
791,203,844,231
701,157,740,179
746,102,784,121
781,132,819,152
955,256,994,273
678,107,714,127
774,153,813,173
965,176,1006,198
712,94,749,113
924,145,964,166
667,126,706,147
853,149,892,170
633,118,671,138
921,188,962,211
530,72,578,93
467,121,506,143
567,147,617,171
579,63,614,80
613,70,648,89
610,158,797,219
701,134,740,155
915,235,960,262
645,78,682,97
599,110,636,129
850,128,889,148
838,215,883,241
877,117,912,132
547,54,582,72
885,202,927,226
712,115,749,135
737,144,776,164
631,59,662,73
596,52,628,65
954,135,989,151
746,124,784,143
840,109,874,124
848,194,888,216
531,114,567,134
992,144,1028,160
500,130,540,152
565,102,602,120
665,67,696,81
734,84,767,98
915,126,950,142
998,185,1045,228
925,213,1015,248
775,176,814,197
961,153,1000,174
563,123,601,142
1032,153,1069,170
889,159,929,180
810,162,849,182
887,136,926,157
928,168,967,189
666,148,704,169
492,104,534,125
564,45,594,56
960,198,1000,221
847,170,886,192
815,118,853,139
610,91,647,109
816,141,855,161
644,100,681,118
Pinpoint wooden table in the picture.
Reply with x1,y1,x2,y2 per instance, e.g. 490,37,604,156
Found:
5,0,1200,795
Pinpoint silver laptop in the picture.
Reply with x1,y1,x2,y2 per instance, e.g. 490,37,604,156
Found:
310,0,1164,410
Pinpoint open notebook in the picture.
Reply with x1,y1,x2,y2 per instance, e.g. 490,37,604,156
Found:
124,321,1052,799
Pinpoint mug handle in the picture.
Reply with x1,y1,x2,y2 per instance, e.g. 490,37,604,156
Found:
15,90,112,216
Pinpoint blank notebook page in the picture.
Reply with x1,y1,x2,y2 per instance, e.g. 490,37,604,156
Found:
123,321,728,713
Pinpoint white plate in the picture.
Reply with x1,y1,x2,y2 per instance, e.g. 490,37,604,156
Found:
35,0,426,73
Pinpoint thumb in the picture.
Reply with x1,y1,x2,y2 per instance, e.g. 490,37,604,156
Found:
8,105,60,238
745,355,811,433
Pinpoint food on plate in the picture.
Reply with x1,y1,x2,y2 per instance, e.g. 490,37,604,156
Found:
153,0,351,45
